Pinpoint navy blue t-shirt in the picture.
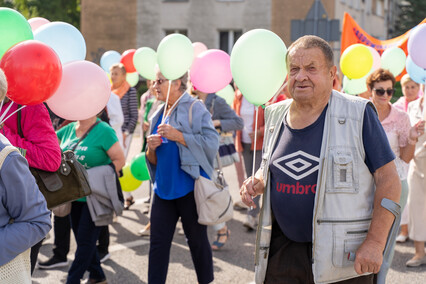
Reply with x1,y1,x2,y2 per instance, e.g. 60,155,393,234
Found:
269,104,395,243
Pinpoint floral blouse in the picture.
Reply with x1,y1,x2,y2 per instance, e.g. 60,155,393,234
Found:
381,103,411,180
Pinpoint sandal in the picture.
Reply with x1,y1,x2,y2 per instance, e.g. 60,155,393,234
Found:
124,196,135,210
211,229,230,251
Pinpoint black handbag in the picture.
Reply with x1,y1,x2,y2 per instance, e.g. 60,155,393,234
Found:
17,109,98,209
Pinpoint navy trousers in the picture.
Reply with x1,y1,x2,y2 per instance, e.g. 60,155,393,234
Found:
67,202,105,284
149,191,214,284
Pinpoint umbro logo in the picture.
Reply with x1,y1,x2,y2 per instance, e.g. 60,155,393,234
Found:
272,150,319,180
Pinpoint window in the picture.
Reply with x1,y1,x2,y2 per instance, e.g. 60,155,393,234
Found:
219,30,242,54
376,0,383,16
164,29,188,36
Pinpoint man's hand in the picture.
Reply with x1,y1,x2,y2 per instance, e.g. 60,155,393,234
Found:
240,176,265,208
354,239,384,274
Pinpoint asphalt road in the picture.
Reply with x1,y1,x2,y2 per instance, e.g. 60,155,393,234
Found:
32,127,426,283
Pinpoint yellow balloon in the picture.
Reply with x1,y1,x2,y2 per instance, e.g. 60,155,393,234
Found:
119,163,142,192
340,44,373,79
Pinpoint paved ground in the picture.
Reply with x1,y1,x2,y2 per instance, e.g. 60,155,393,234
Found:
32,126,426,283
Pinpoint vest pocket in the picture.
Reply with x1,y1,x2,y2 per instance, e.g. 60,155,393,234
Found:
331,220,370,268
327,149,358,193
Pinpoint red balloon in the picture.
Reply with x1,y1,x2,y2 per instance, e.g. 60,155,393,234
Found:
120,49,136,73
0,40,62,105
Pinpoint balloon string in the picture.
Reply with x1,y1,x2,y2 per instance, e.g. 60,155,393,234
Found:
0,105,26,125
161,80,172,125
0,99,4,114
250,106,259,209
0,101,15,124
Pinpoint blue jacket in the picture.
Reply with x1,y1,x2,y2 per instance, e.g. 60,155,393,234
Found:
0,134,51,266
147,93,219,180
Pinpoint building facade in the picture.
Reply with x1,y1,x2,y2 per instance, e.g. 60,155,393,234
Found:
81,0,392,64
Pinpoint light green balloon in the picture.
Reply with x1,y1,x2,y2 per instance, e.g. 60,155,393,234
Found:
0,8,34,60
381,47,406,77
126,72,139,87
157,34,194,80
133,47,157,80
343,75,368,95
216,84,234,105
230,29,287,106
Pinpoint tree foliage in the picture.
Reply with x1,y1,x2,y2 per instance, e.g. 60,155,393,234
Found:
0,0,81,29
393,0,426,36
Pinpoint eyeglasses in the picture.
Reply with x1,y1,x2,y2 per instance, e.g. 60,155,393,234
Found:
373,88,395,96
154,78,166,86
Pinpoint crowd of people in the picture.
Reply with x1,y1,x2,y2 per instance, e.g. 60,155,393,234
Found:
0,35,425,284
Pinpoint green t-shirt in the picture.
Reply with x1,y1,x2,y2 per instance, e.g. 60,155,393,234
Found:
56,119,118,201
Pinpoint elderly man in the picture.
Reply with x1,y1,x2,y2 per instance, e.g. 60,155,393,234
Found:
240,35,401,283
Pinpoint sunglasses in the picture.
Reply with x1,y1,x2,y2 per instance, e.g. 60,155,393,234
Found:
154,78,167,86
373,88,395,96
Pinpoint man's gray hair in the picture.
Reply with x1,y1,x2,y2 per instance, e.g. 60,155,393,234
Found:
0,68,7,101
287,35,334,67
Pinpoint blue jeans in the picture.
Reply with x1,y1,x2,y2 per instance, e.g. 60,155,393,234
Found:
149,191,214,284
67,202,105,284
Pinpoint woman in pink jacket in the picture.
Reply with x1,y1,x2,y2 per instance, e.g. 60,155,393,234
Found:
0,99,62,273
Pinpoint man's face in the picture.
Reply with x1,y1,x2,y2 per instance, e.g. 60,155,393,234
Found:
287,47,335,103
110,68,126,85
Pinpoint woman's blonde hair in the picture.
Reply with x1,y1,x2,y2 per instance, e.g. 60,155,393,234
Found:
401,74,419,87
0,68,7,101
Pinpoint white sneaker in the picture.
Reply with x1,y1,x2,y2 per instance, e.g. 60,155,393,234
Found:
406,255,426,267
243,215,257,231
138,227,150,237
396,234,408,243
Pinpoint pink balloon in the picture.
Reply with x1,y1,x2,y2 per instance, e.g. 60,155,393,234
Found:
28,17,50,32
190,49,232,93
192,42,208,58
47,60,111,120
367,46,381,72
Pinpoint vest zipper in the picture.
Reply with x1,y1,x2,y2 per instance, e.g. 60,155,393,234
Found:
316,217,372,224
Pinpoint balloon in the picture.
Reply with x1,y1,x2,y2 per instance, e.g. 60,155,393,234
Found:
216,85,235,105
407,23,426,68
381,47,406,77
28,17,50,32
34,21,86,64
100,50,121,73
126,72,139,87
119,163,143,192
192,42,208,57
406,56,426,85
130,153,150,181
190,49,232,93
120,49,137,73
0,8,33,60
230,29,287,106
157,34,194,80
47,60,111,120
366,46,381,72
133,47,157,80
340,44,373,79
0,40,62,105
342,75,368,95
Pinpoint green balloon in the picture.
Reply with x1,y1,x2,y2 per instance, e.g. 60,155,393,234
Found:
230,29,287,106
0,8,33,60
216,84,234,105
133,47,157,80
343,75,368,95
126,72,139,87
157,33,193,80
130,152,150,181
119,163,143,192
381,47,406,77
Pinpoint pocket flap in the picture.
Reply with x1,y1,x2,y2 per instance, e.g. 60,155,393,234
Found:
38,170,63,192
334,154,352,165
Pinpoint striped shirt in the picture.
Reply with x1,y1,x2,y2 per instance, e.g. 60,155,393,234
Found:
120,87,139,134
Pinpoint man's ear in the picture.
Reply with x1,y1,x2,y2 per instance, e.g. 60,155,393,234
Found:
330,65,337,80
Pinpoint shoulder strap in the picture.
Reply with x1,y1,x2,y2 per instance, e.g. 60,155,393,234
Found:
0,146,19,169
71,120,101,152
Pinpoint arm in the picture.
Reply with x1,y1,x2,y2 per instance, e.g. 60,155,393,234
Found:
3,104,61,172
354,161,401,274
123,88,139,134
212,97,244,132
400,120,425,163
0,152,51,265
106,141,125,173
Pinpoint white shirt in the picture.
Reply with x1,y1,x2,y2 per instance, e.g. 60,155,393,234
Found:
107,92,124,149
240,96,255,144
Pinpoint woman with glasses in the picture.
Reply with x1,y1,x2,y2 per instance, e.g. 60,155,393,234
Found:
146,69,219,284
367,68,425,268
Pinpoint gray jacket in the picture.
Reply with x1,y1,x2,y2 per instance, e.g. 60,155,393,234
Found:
86,165,123,226
205,93,243,132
